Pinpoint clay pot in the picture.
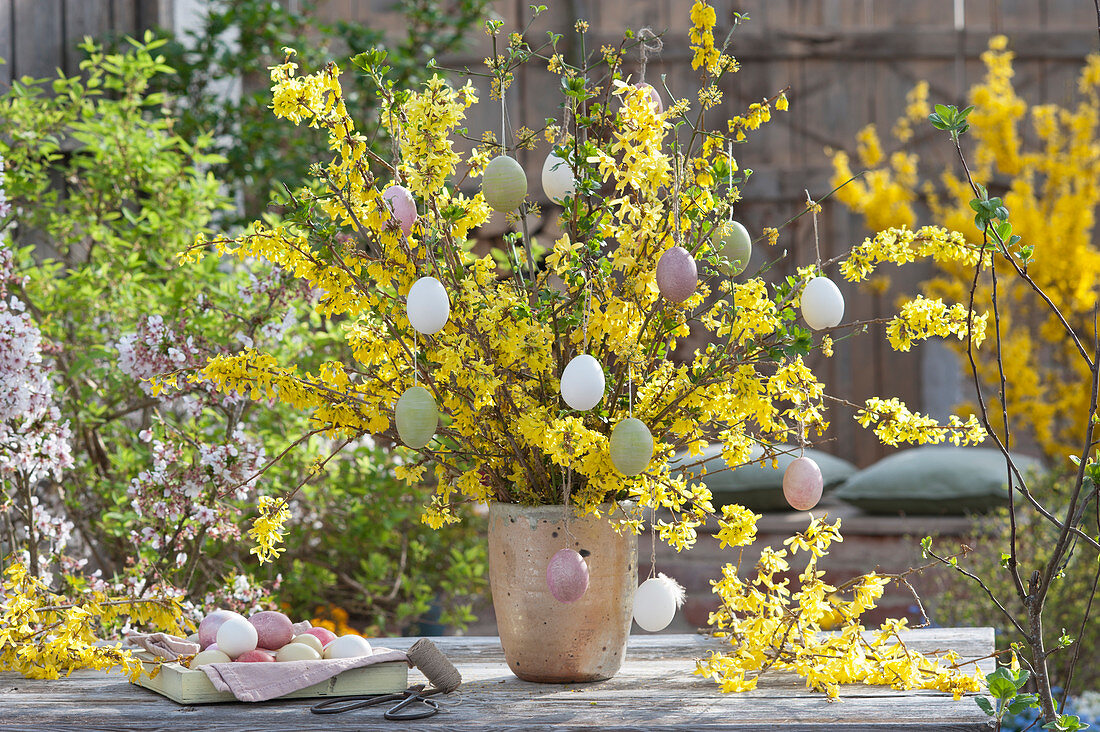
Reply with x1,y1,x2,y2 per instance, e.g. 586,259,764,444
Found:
487,502,638,683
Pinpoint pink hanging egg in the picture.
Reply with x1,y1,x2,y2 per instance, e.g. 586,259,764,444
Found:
546,548,590,603
382,184,417,235
656,246,698,303
783,456,824,511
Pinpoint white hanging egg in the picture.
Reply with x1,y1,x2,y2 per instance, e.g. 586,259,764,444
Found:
406,276,450,335
609,417,654,476
800,276,845,330
632,573,685,632
656,246,698,303
634,82,663,113
396,386,438,449
719,221,752,276
482,154,528,212
560,354,605,411
322,634,373,659
215,615,258,659
783,456,824,511
546,548,589,603
382,184,417,235
541,151,576,202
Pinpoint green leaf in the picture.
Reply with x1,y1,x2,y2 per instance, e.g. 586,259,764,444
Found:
987,674,1017,700
975,696,995,716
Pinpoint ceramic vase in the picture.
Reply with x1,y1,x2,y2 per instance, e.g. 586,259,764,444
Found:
487,502,638,683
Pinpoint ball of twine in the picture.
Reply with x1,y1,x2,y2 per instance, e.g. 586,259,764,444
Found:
407,638,462,693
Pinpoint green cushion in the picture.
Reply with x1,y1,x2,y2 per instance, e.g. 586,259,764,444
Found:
833,446,1044,515
668,444,857,512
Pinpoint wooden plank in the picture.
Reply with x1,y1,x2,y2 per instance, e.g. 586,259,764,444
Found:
111,0,137,34
0,632,995,730
12,0,62,80
62,0,110,75
447,28,1099,66
0,0,11,86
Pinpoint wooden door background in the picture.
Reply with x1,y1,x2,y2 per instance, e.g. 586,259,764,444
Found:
6,0,1099,465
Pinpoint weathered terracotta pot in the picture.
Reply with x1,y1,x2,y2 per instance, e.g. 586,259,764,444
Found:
487,502,638,683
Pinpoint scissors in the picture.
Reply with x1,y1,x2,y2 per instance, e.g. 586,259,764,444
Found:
310,683,442,721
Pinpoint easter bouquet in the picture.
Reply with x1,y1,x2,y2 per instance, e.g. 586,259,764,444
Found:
177,2,989,694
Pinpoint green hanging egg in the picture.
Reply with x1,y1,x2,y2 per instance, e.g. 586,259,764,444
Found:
482,155,528,212
609,417,654,477
395,385,438,449
718,221,752,276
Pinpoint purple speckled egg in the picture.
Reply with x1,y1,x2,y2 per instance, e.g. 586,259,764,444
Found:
248,610,294,651
656,246,698,303
382,184,417,235
635,82,663,113
783,456,824,511
546,548,589,603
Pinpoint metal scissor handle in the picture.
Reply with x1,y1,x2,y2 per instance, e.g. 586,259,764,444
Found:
310,684,440,720
383,689,440,721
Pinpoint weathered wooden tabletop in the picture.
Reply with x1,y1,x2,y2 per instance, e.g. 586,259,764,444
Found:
0,629,994,731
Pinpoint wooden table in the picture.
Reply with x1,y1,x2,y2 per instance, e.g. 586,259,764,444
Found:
0,629,994,731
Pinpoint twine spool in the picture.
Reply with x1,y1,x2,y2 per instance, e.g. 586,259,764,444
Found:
407,638,462,693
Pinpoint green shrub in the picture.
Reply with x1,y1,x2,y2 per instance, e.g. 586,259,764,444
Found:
931,469,1100,691
1,30,487,637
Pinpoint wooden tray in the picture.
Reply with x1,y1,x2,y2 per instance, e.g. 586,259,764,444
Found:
132,653,409,704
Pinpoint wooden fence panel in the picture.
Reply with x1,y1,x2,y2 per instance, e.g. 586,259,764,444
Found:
1,0,161,82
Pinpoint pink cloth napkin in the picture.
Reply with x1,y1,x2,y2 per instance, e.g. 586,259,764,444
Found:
125,632,200,660
199,648,410,702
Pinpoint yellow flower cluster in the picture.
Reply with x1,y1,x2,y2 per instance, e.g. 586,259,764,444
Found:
689,1,720,73
248,496,292,564
0,563,189,680
840,225,983,283
696,516,985,699
887,295,988,352
856,397,987,447
832,36,1100,458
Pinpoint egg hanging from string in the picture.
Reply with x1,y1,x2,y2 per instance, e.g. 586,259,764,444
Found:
382,184,417,235
395,385,438,449
406,276,450,335
632,573,685,632
800,276,845,330
634,82,663,113
482,154,528,212
783,455,824,511
609,417,654,476
718,220,752,276
560,354,605,411
541,151,576,203
546,548,589,603
656,246,698,304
